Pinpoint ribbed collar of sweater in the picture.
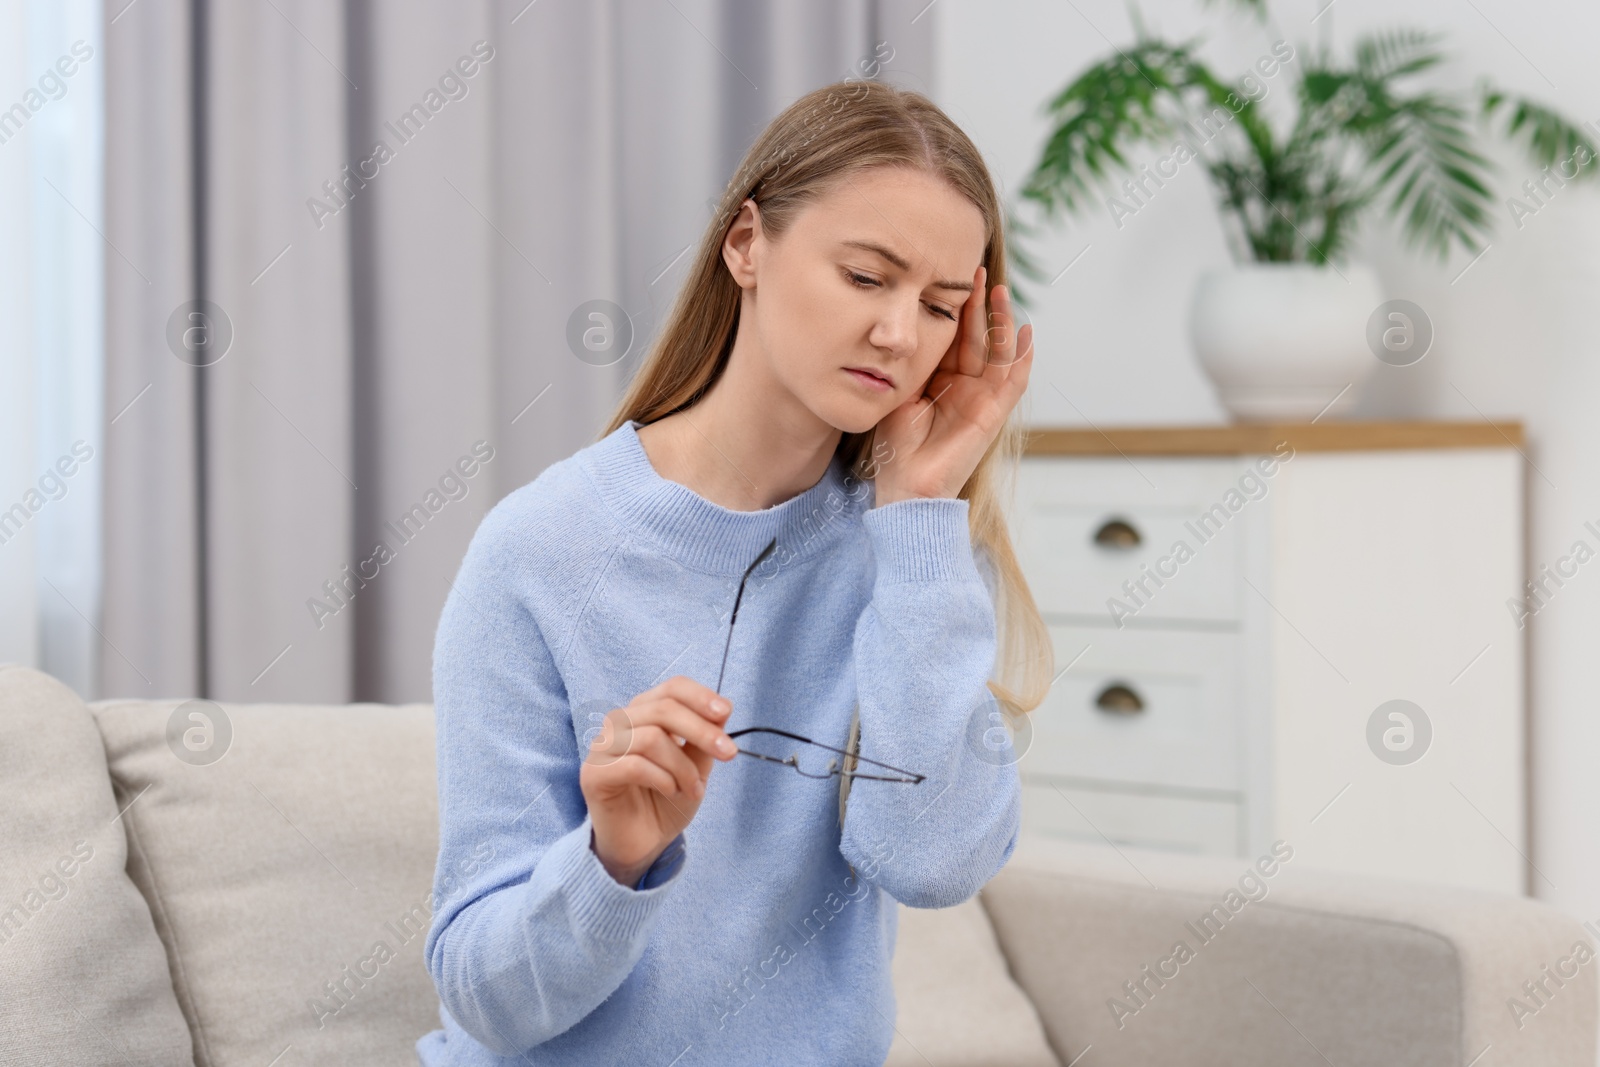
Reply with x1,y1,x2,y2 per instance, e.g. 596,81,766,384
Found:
581,419,867,575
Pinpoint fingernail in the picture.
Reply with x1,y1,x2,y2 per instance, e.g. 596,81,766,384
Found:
711,697,731,714
716,737,736,756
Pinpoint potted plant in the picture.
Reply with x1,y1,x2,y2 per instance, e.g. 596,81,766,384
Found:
1008,1,1598,420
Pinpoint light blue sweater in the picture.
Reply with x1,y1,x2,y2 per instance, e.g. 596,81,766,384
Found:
417,419,1022,1066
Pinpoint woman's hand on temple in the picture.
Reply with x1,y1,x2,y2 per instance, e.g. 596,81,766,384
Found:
872,265,1034,506
579,675,739,887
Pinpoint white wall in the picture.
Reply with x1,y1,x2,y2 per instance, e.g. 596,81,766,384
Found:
935,0,1600,924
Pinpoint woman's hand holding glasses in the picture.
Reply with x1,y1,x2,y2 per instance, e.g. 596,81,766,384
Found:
579,675,739,887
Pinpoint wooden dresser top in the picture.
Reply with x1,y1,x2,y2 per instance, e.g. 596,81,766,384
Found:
1024,420,1525,456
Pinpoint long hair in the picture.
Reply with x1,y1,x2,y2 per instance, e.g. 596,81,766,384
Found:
601,79,1053,720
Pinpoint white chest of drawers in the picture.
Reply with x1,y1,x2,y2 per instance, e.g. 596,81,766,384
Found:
1010,422,1528,895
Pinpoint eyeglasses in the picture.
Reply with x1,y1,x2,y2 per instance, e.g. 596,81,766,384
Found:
715,535,924,787
726,725,924,783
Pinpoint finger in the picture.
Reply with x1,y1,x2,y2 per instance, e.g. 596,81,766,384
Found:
1007,323,1035,392
630,725,706,797
584,706,639,767
936,264,981,377
1018,322,1035,370
956,265,988,378
641,675,733,726
631,697,739,763
983,283,1018,374
917,372,958,431
629,676,736,760
603,752,683,797
941,264,984,377
585,699,721,771
888,381,930,429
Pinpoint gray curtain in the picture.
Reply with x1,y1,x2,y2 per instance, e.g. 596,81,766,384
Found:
100,0,934,705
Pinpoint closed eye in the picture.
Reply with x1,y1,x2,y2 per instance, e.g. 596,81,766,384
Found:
844,270,958,322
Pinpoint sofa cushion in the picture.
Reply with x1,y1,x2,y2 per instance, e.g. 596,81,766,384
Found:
91,696,440,1067
0,666,195,1066
886,897,1062,1066
980,832,1598,1067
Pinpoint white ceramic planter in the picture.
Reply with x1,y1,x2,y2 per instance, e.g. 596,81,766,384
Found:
1189,262,1383,421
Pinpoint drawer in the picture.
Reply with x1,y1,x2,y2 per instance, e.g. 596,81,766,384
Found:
1014,456,1272,623
1021,625,1242,792
1020,780,1242,856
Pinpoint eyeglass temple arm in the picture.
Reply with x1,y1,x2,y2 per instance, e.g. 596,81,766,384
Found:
726,726,926,784
713,537,779,695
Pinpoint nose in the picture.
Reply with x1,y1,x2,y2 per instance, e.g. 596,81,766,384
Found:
869,295,920,359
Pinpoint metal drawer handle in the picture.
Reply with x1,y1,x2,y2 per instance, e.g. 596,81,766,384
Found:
1095,683,1145,715
1092,517,1142,549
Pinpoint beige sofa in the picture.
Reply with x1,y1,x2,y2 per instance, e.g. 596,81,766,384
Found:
1,663,1594,1066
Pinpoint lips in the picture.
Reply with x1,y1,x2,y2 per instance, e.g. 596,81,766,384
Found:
844,366,894,390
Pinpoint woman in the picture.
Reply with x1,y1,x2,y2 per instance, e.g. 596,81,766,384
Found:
418,78,1051,1065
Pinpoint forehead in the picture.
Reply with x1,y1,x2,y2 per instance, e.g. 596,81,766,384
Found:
787,167,987,277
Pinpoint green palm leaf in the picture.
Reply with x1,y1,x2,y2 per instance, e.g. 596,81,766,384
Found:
1482,86,1600,178
1020,42,1196,218
1354,28,1443,81
1364,93,1496,256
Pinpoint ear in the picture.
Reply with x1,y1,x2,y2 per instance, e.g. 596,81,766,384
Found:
721,197,762,290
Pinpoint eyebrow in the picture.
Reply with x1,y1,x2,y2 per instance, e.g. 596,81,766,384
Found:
840,239,974,293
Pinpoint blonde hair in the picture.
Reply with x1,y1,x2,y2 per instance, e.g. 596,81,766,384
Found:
601,79,1053,720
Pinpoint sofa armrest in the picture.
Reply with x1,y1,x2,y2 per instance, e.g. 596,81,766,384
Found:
978,833,1596,1067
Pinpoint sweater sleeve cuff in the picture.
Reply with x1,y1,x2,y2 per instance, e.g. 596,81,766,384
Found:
635,832,687,890
863,496,983,584
545,813,681,943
